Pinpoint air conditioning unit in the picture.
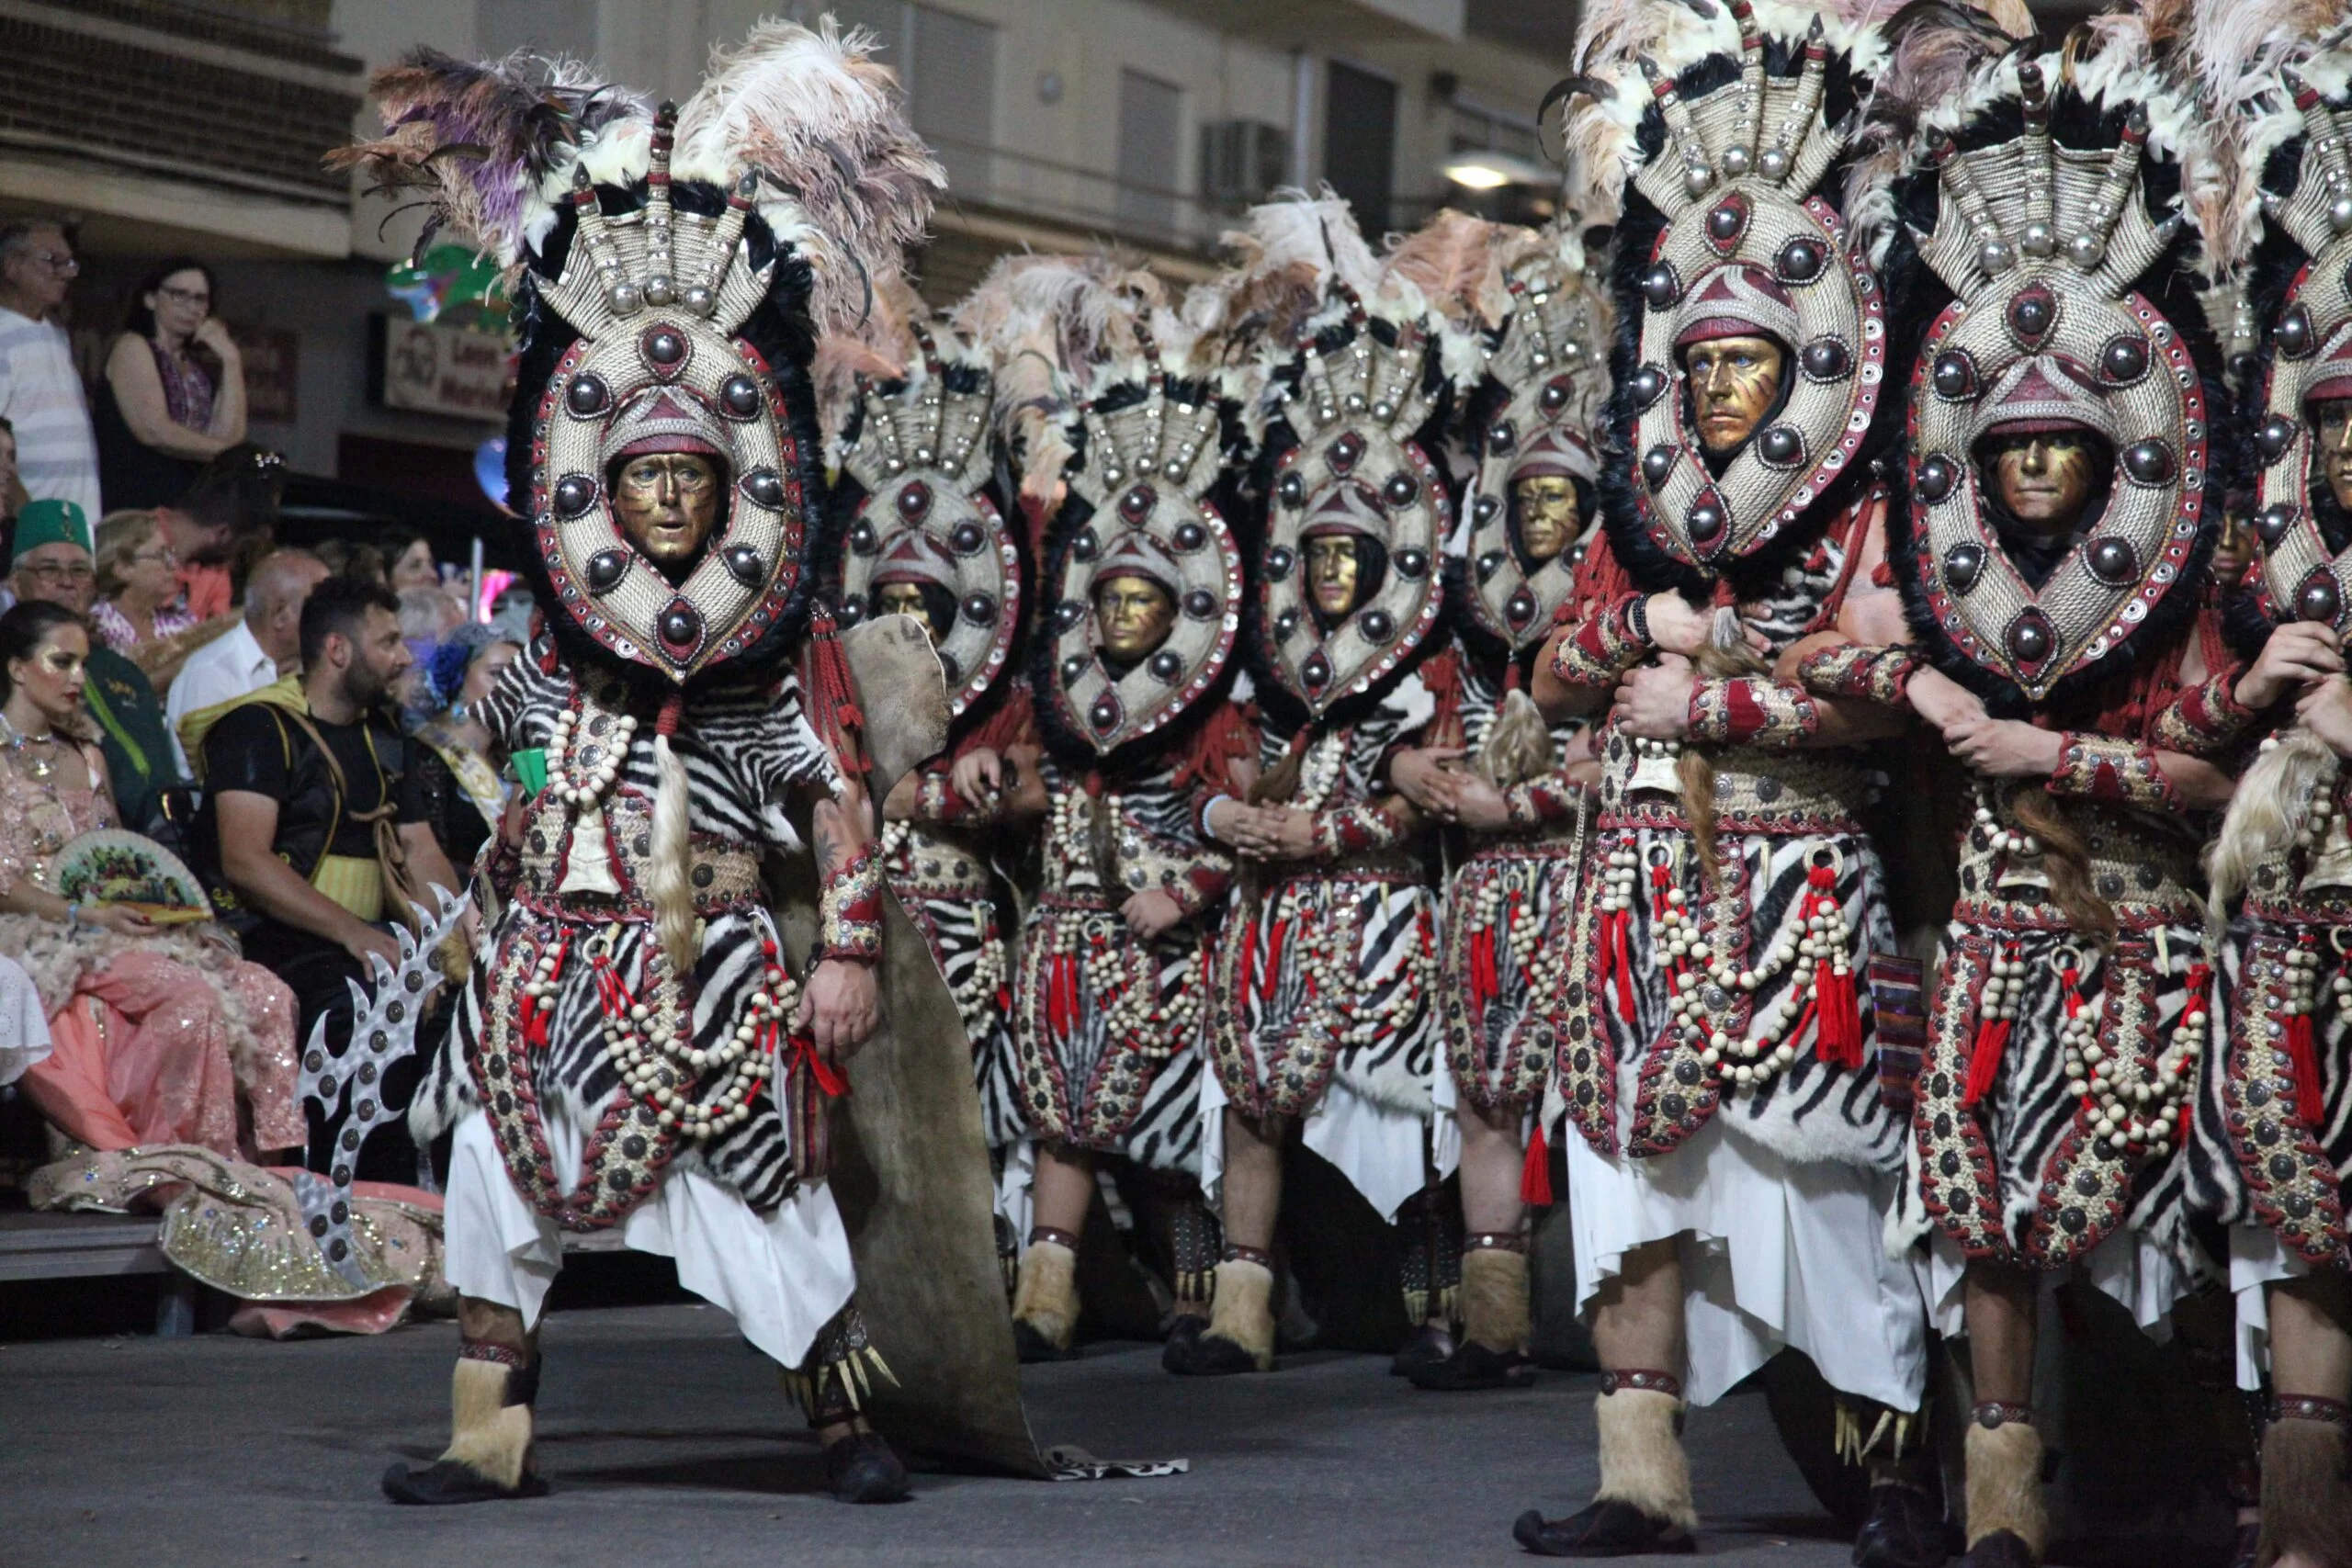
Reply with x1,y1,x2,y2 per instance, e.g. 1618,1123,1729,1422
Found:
1201,119,1290,209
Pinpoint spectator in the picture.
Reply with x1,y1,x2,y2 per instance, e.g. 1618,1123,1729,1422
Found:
0,219,98,518
383,526,444,594
314,536,386,584
158,443,284,623
95,257,248,509
6,498,189,842
0,415,28,540
166,547,325,775
91,509,209,685
198,574,462,1181
409,626,518,871
0,598,300,1161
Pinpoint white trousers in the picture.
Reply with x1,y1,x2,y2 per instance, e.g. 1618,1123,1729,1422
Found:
1565,1115,1928,1410
442,1107,855,1370
1196,1046,1453,1224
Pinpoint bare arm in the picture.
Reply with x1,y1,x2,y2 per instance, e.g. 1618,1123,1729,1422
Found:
215,790,397,965
191,320,246,444
795,776,880,1066
105,335,232,460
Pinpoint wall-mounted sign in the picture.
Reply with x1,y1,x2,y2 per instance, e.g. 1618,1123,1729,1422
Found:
235,326,300,423
372,314,510,423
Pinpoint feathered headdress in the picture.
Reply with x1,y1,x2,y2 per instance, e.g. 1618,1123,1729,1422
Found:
1881,19,2226,714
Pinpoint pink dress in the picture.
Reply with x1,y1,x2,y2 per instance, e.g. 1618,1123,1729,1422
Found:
0,731,302,1157
89,598,197,657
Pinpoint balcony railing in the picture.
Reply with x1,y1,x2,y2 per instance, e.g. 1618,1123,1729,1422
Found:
924,131,1247,256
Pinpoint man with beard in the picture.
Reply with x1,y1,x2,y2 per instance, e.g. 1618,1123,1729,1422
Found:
201,573,463,1179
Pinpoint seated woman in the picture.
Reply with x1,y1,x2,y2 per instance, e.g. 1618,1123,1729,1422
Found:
0,598,300,1158
95,258,248,511
408,626,518,872
89,509,216,691
1,599,442,1331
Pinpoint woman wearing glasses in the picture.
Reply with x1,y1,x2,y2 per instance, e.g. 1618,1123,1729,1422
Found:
95,256,248,509
89,509,209,688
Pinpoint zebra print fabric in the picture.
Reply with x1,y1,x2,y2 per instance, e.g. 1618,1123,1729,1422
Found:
411,639,841,1216
1915,915,2205,1274
881,819,1023,1150
2195,914,2352,1272
1009,756,1227,1173
1212,681,1441,1121
1442,652,1588,1110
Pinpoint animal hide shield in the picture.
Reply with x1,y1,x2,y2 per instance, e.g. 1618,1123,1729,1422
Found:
787,613,1050,1476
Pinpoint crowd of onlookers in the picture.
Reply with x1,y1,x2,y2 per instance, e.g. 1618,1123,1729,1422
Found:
0,213,518,1304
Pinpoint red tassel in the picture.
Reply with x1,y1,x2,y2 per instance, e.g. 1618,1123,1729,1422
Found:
799,604,869,778
1264,918,1291,1002
1521,1122,1555,1207
1605,910,1636,1019
1962,1018,2010,1108
2288,1012,2326,1131
1236,923,1257,1009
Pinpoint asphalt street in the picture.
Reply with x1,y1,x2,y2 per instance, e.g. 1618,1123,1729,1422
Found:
2,1297,1863,1568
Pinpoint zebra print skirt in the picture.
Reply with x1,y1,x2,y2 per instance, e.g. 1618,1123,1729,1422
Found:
1915,905,2205,1274
413,902,803,1222
1551,824,1905,1176
893,881,1023,1151
1211,869,1439,1122
1012,901,1209,1173
1442,833,1577,1111
2194,910,2352,1273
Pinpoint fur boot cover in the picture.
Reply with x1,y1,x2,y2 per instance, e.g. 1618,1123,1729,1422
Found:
1595,1386,1697,1532
1964,1418,2047,1558
444,1356,535,1490
1204,1258,1275,1369
1012,1238,1080,1351
1461,1247,1530,1355
2258,1416,2352,1568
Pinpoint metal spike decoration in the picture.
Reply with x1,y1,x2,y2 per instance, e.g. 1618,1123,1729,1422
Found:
294,886,469,1288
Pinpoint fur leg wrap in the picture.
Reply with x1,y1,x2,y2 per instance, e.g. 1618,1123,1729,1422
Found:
1964,1417,2047,1557
1594,1387,1697,1533
1204,1258,1275,1369
443,1353,536,1492
1460,1246,1530,1355
1012,1238,1080,1351
2257,1412,2352,1568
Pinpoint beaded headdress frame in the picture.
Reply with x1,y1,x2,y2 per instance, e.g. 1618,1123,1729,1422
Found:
1623,6,1886,571
528,107,809,683
1462,245,1604,650
835,326,1019,717
1259,287,1447,716
1047,337,1242,752
2249,60,2352,631
1905,60,2206,701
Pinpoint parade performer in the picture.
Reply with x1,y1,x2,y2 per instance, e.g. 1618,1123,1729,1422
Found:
826,275,1030,1170
1858,33,2259,1567
2199,28,2352,1568
1383,213,1610,1393
974,270,1250,1364
1514,5,1938,1557
1175,195,1456,1379
334,23,947,1505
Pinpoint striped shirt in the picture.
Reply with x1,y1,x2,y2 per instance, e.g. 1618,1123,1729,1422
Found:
0,306,98,516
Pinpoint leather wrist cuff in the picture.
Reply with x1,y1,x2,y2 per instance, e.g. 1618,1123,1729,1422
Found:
2152,671,2262,755
1688,675,1821,747
1796,643,1919,706
816,843,885,964
1310,802,1406,860
2047,733,2182,810
1553,592,1652,688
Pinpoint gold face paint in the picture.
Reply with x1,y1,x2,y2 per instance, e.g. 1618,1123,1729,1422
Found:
1988,433,2101,532
8,625,89,722
1681,334,1784,455
2315,398,2352,513
613,451,722,569
1093,573,1176,660
1511,474,1579,562
875,581,940,643
1306,535,1363,619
